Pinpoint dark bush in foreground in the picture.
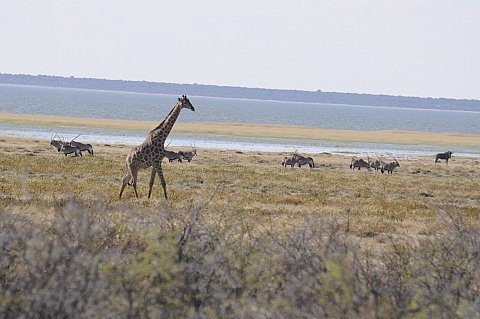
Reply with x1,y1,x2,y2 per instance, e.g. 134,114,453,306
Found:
1,201,479,318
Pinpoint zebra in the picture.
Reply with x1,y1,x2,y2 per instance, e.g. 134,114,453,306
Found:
165,150,183,163
181,145,197,162
70,140,94,155
282,156,296,167
435,151,453,165
60,144,82,157
350,158,371,171
292,153,315,168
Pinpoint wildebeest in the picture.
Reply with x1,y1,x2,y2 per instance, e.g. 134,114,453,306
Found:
60,144,82,157
435,151,453,165
350,158,371,171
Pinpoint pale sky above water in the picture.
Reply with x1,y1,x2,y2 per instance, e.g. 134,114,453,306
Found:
1,1,479,99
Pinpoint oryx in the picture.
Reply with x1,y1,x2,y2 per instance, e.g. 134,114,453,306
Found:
50,133,64,152
381,154,400,174
181,145,197,162
370,153,385,172
369,160,383,172
60,144,82,157
165,150,183,163
435,151,453,165
292,151,315,168
350,158,371,171
69,135,94,155
282,156,296,167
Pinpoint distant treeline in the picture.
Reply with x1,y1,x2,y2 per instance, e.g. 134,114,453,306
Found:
1,73,480,111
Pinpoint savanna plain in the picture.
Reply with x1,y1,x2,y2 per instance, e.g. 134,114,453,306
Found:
1,136,479,318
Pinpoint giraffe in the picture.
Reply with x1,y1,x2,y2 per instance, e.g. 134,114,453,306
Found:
119,95,195,200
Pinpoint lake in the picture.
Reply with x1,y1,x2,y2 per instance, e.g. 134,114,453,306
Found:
1,84,479,157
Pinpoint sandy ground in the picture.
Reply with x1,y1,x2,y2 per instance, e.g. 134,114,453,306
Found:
2,112,480,147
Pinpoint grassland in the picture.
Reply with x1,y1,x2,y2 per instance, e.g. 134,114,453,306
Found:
1,135,479,238
1,135,480,317
2,112,480,146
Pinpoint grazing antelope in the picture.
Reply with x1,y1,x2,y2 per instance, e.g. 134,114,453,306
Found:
165,150,183,163
70,136,94,155
292,151,315,168
181,145,197,162
435,151,453,165
49,133,64,151
60,144,82,157
369,160,383,172
282,156,296,167
350,158,371,171
119,95,195,200
370,153,385,172
381,154,400,174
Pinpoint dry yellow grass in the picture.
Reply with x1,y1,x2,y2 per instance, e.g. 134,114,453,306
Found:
2,112,480,146
1,135,479,242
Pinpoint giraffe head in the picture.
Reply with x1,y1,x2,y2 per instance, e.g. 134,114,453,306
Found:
178,95,195,112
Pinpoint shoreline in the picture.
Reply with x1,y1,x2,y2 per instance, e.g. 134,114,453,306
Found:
2,112,480,148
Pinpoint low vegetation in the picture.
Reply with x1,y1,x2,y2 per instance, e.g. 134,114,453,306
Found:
1,137,480,318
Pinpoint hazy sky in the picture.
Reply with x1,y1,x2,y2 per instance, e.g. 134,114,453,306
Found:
1,1,479,99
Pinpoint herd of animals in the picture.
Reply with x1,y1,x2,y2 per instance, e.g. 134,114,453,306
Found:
47,95,455,200
281,150,453,174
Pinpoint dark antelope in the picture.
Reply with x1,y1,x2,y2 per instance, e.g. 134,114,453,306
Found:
435,151,453,165
60,144,82,157
165,150,183,163
381,154,400,174
181,145,197,162
370,153,385,172
282,156,296,167
292,151,315,168
69,135,94,155
350,158,371,171
350,153,371,171
50,133,64,151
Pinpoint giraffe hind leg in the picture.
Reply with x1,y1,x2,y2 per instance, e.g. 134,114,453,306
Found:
148,169,157,199
119,174,131,198
156,166,168,200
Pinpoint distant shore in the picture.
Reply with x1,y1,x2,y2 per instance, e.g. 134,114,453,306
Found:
2,73,480,111
1,112,480,148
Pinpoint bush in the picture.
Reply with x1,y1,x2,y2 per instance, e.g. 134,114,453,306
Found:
1,201,479,318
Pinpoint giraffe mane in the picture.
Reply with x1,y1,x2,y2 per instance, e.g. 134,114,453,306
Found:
149,101,181,134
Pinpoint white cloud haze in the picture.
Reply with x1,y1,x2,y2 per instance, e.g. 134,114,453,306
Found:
1,0,479,99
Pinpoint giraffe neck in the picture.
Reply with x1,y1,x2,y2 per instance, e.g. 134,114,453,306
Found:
149,102,182,145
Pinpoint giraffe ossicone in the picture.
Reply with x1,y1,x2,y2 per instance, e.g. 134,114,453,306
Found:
119,95,195,200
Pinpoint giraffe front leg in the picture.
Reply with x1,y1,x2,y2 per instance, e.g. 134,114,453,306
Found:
148,168,157,199
156,165,168,200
